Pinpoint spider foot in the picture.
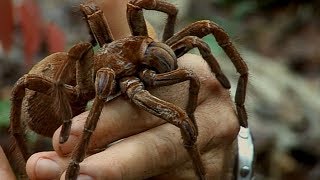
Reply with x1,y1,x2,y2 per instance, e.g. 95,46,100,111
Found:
59,136,69,144
59,119,72,144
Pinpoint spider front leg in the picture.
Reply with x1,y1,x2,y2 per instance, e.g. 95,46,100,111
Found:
127,0,177,41
120,77,206,180
66,68,115,180
166,20,249,127
58,42,96,143
10,75,62,161
171,36,231,90
10,42,94,163
139,68,200,134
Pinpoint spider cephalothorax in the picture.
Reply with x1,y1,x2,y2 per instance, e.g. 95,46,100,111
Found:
9,0,248,179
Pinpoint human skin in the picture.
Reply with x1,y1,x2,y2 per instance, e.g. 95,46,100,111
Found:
0,146,15,179
0,0,240,179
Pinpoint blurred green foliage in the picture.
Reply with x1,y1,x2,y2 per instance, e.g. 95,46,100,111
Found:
203,36,223,55
213,0,319,20
0,100,10,126
214,0,316,10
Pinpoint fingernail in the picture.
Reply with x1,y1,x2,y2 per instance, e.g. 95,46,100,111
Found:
36,158,61,179
77,174,94,180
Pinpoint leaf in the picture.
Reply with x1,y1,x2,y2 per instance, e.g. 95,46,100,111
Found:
45,22,65,53
0,0,14,54
19,0,43,67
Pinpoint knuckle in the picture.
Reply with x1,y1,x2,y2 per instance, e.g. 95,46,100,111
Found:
196,99,239,151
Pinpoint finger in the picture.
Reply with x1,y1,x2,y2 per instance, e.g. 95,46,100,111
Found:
53,54,232,156
0,146,15,180
57,96,238,179
27,75,238,180
26,152,68,180
27,127,235,180
53,96,166,156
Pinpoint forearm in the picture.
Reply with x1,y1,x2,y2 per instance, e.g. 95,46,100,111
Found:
93,0,130,39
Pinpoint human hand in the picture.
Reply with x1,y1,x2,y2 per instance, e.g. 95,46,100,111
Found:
25,0,240,179
0,146,15,179
25,53,239,179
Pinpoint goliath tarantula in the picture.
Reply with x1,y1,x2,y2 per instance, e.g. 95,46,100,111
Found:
9,0,248,179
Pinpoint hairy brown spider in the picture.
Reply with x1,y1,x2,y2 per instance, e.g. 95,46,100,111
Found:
9,0,248,179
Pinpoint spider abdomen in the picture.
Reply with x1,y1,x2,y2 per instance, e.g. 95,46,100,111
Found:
22,54,88,137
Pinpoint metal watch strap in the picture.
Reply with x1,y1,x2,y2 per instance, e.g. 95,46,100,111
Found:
235,126,255,180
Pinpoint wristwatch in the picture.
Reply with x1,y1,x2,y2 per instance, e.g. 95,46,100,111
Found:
234,126,255,180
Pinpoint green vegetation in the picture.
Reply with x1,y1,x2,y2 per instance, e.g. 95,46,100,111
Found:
0,100,10,126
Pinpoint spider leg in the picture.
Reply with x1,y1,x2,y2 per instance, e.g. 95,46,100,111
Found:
9,75,58,177
9,43,94,177
10,74,77,161
59,43,96,143
171,36,231,89
74,43,95,96
127,0,177,41
120,77,206,180
10,43,94,160
166,20,248,127
80,2,114,47
66,68,115,180
139,68,200,134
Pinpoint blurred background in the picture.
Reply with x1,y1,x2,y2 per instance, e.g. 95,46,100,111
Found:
0,0,319,179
